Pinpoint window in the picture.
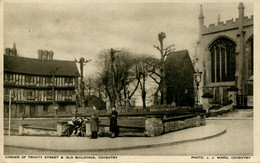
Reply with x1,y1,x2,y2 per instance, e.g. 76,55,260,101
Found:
209,38,236,83
46,90,53,100
4,104,9,113
59,105,66,112
19,105,24,113
43,105,49,112
26,90,35,100
27,90,33,97
46,90,52,96
39,77,43,86
65,77,73,84
26,75,34,84
4,88,10,96
46,77,52,85
248,38,253,76
5,73,13,82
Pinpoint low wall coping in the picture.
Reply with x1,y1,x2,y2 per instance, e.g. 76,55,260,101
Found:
99,124,144,129
23,125,56,131
162,114,197,122
4,128,19,131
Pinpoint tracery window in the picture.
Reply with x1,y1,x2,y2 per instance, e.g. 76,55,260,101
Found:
209,38,236,83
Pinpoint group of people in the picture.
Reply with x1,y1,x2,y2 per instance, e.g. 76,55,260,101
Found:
62,117,87,137
62,106,119,139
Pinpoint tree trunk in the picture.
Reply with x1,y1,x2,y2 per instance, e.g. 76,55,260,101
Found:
141,75,146,109
159,35,167,105
154,86,160,105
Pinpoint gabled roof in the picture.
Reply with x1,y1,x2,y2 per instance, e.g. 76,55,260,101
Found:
85,95,105,102
166,50,194,72
4,55,79,77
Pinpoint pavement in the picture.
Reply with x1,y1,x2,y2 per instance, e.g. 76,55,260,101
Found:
4,124,226,152
208,108,253,120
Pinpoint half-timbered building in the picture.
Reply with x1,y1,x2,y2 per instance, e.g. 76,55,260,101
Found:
4,47,79,118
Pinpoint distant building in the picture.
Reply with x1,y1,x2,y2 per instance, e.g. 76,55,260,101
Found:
4,45,79,118
195,3,253,107
84,95,106,110
165,50,195,106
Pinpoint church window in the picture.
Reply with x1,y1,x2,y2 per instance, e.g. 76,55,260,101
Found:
209,38,236,83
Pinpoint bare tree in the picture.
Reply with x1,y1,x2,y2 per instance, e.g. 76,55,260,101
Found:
145,56,162,105
97,49,140,108
153,32,175,105
133,55,154,108
84,77,95,96
84,76,104,98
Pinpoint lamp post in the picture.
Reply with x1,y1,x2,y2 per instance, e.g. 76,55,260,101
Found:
194,70,202,109
49,67,60,127
4,89,17,136
5,90,12,136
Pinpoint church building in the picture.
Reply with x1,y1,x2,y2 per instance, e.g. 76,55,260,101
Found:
195,3,253,107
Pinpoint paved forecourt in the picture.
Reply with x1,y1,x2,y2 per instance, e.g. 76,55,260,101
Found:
4,124,225,152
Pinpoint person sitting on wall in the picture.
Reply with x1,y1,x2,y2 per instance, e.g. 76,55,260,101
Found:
62,117,76,137
90,106,99,139
76,117,88,137
109,106,119,138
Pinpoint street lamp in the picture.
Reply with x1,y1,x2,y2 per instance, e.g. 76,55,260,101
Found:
4,89,17,136
49,67,60,127
4,90,12,136
194,70,202,108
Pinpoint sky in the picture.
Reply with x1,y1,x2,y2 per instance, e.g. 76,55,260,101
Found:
4,1,254,77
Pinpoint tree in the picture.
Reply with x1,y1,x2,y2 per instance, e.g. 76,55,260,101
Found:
153,32,174,105
132,55,152,108
84,76,104,98
145,56,162,105
85,77,95,96
97,49,140,109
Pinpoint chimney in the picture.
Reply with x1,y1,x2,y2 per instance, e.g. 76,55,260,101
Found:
38,49,43,59
49,51,54,60
43,50,48,60
12,43,17,56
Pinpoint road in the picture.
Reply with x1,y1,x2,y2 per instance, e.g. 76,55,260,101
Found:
4,109,253,155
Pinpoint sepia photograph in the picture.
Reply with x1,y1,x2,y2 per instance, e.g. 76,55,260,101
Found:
1,0,259,162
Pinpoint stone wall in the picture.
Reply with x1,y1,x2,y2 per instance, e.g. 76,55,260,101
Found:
202,16,253,35
145,115,206,137
145,117,164,137
19,125,57,136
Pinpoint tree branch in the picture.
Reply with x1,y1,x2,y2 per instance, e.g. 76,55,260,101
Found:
163,44,175,58
153,45,161,51
149,74,160,85
129,79,140,99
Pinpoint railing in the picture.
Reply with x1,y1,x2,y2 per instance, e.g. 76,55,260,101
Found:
211,95,232,106
236,94,247,108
